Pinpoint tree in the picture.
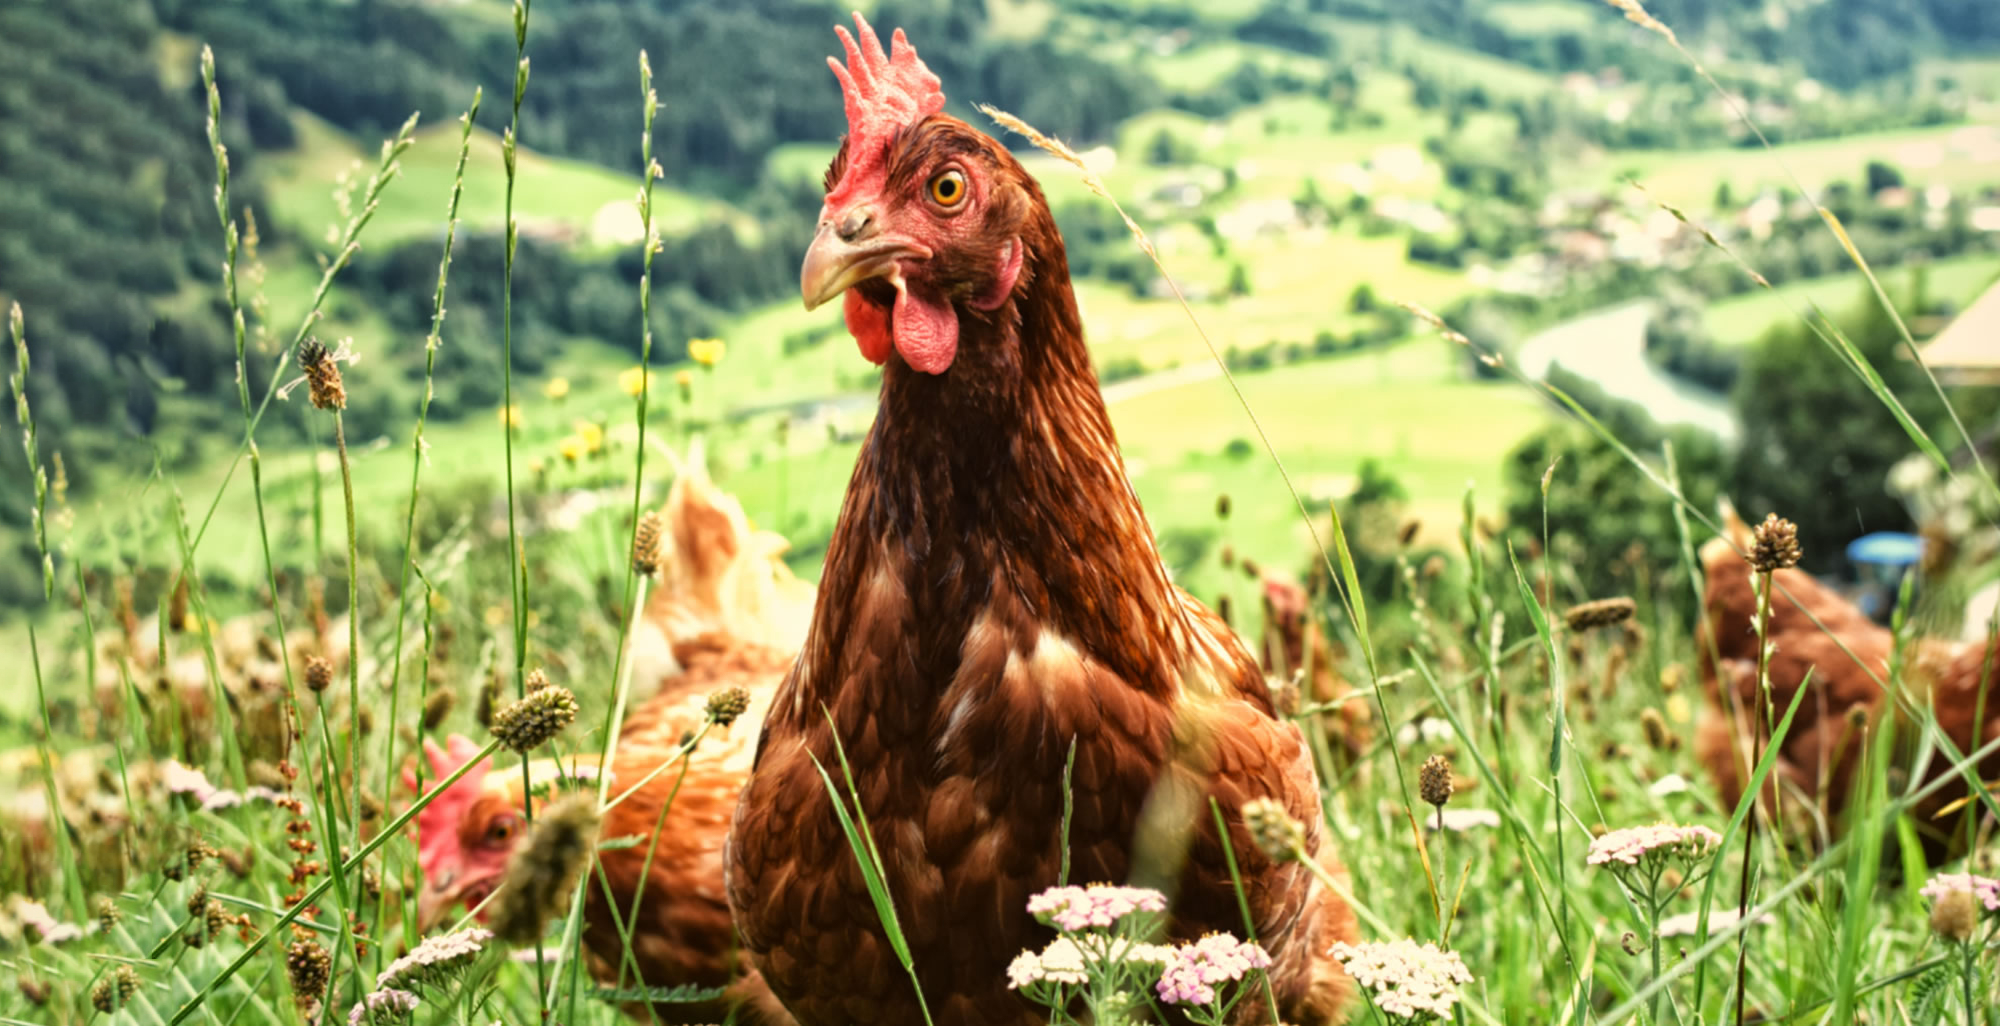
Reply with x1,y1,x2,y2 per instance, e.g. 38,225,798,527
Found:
1865,159,1905,195
1227,263,1252,297
1504,371,1731,594
1731,292,2000,570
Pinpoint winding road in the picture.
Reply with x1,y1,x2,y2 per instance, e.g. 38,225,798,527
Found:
1513,300,1739,444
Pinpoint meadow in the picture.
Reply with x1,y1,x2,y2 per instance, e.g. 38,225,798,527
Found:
5,0,2000,1024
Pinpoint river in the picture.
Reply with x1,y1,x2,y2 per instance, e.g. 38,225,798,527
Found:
1513,300,1739,444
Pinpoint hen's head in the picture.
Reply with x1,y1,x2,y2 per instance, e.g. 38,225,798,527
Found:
403,734,523,932
801,12,1039,375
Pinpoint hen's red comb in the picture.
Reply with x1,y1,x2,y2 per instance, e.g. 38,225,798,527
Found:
403,734,491,876
824,11,945,206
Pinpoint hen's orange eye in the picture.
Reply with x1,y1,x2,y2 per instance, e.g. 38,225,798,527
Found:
928,170,966,207
485,816,519,845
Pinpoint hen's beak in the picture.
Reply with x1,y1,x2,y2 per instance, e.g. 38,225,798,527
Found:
800,210,928,311
416,871,488,934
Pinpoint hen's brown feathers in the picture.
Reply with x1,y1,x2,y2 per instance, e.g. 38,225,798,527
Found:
410,449,801,1025
582,637,790,1025
1694,520,2000,854
729,105,1356,1025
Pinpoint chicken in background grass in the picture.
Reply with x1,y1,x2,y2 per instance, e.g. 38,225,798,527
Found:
406,450,800,1025
1259,573,1373,772
90,596,350,765
623,438,816,704
1694,504,2000,857
727,15,1358,1025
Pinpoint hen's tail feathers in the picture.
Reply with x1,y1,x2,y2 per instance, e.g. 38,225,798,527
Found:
1698,495,1752,570
626,437,816,699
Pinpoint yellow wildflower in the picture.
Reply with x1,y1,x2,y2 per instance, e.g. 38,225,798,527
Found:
619,366,655,397
499,405,524,429
543,377,570,401
575,421,605,455
676,369,694,401
688,338,726,367
559,436,584,465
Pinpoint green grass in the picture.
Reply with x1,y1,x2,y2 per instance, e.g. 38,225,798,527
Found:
16,10,2000,1023
1563,123,2000,201
1482,0,1602,36
1705,252,2000,347
259,113,738,250
1146,40,1333,93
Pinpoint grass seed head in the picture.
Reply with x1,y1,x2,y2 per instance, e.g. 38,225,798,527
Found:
168,573,190,632
1420,754,1455,809
297,337,347,411
1749,514,1801,572
422,688,455,730
491,685,578,752
490,796,600,945
633,510,663,575
1640,708,1676,751
96,896,120,931
287,938,332,1006
304,655,333,693
91,966,141,1012
1564,597,1637,632
1930,886,1980,942
1242,796,1306,863
705,685,751,727
476,670,501,728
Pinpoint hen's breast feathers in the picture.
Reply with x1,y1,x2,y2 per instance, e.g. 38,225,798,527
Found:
728,252,1356,1023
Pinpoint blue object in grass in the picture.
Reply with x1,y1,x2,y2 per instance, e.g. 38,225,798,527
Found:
1845,531,1924,568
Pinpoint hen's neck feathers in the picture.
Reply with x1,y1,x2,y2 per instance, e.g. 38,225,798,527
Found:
800,196,1196,701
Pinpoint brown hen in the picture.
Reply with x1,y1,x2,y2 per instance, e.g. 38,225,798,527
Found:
1259,573,1372,771
726,15,1357,1026
409,456,801,1024
1694,508,2000,855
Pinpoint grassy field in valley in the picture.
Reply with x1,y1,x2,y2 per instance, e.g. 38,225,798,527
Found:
259,113,739,251
1704,252,2000,347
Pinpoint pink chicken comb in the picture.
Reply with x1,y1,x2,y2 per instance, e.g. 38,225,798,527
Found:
401,733,493,878
823,11,946,207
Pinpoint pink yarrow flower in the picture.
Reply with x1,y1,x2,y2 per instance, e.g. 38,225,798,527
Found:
1920,873,2000,913
376,927,492,990
1330,938,1473,1021
12,898,83,945
161,759,218,802
348,988,420,1026
1586,823,1723,868
1026,884,1167,933
1155,933,1273,1007
1005,934,1173,991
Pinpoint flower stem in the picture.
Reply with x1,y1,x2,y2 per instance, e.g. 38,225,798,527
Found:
1647,869,1664,1026
1732,567,1774,1025
1963,940,1977,1026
